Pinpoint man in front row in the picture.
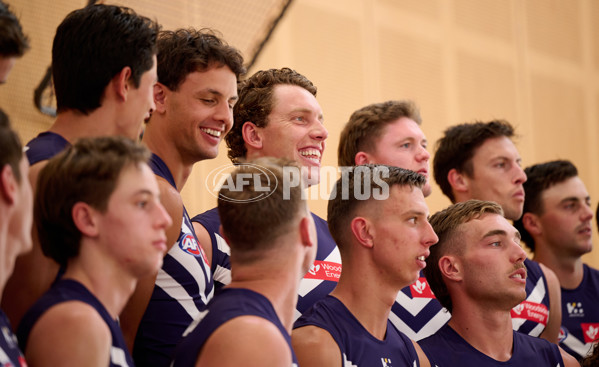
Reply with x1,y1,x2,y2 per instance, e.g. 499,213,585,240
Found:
293,165,436,366
420,200,577,366
172,158,316,366
17,137,172,366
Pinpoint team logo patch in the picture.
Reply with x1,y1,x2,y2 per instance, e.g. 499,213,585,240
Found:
510,300,548,325
566,301,584,317
582,323,599,343
558,327,568,342
409,277,436,298
179,234,209,264
381,357,392,367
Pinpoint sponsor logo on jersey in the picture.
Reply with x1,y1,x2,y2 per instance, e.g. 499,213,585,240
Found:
381,357,392,367
409,277,436,299
566,301,584,317
581,323,599,343
304,260,341,282
179,234,209,264
510,300,548,325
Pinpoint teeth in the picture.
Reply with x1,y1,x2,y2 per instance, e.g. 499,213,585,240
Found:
511,274,523,279
299,149,321,158
201,128,221,137
417,256,425,261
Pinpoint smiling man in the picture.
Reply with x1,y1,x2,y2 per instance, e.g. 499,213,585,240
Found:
292,165,436,366
513,160,599,360
119,28,245,367
419,200,577,366
433,120,562,343
192,67,339,320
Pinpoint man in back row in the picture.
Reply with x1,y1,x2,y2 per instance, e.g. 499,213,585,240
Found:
433,120,562,342
0,0,29,83
3,4,160,330
514,160,599,360
192,67,339,319
120,28,245,367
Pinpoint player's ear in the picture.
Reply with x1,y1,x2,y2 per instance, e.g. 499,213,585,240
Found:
447,168,468,194
522,212,542,236
0,164,17,204
72,202,100,237
153,83,167,114
439,255,462,281
113,66,132,101
350,216,373,249
354,152,370,165
299,216,316,249
242,122,263,150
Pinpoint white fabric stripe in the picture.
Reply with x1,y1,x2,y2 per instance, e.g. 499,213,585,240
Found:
343,353,358,367
110,347,129,367
562,334,594,359
215,233,230,255
527,276,546,304
182,309,210,337
155,268,202,321
298,246,342,297
395,291,432,315
389,307,451,341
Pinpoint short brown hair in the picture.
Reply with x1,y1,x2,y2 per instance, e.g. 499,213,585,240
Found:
0,0,29,57
327,165,425,252
35,136,151,267
0,109,22,182
218,157,305,263
226,68,317,163
424,200,504,313
433,120,515,202
157,28,245,91
338,100,422,166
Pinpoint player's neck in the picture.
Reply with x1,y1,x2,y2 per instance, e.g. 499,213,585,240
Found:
448,306,514,362
50,108,119,143
331,273,395,340
142,122,193,191
535,249,584,289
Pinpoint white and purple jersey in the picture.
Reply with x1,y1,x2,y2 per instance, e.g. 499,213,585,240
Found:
191,209,341,320
419,324,563,366
294,295,419,367
172,288,297,367
133,154,214,367
0,310,25,367
559,264,599,360
510,258,550,337
17,279,132,367
25,131,70,165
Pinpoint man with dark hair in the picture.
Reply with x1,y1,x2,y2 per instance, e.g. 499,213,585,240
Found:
172,158,316,366
0,0,29,83
293,165,436,366
432,120,562,343
120,28,245,366
3,3,160,330
419,200,577,366
513,160,599,360
337,100,445,342
16,136,171,366
0,110,31,366
192,67,337,320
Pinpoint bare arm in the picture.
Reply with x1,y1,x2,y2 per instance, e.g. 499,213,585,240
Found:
192,222,213,267
558,345,581,367
120,177,183,351
25,301,111,367
1,160,59,329
197,316,292,367
538,263,561,343
292,325,341,367
413,340,431,367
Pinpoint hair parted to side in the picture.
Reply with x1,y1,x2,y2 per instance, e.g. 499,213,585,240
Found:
35,136,151,268
226,67,317,163
512,160,578,252
0,108,23,182
337,100,422,167
327,165,425,252
217,157,306,264
52,4,159,115
433,120,515,203
424,200,504,313
0,0,29,57
157,28,245,91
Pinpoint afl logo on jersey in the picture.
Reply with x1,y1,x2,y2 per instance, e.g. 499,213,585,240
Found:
180,234,201,256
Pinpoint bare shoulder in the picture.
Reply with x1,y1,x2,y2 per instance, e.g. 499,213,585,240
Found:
192,221,213,266
155,176,183,250
26,301,111,367
197,316,292,367
558,345,580,367
292,324,341,367
413,340,431,367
